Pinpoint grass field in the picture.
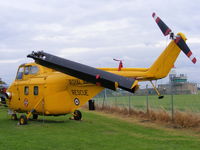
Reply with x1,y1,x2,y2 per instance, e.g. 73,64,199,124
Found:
0,108,200,150
95,94,200,112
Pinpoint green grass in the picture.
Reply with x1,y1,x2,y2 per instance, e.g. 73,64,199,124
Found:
95,94,200,112
0,108,200,150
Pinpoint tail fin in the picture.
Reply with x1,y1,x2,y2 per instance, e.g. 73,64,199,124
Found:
148,12,197,80
147,40,181,79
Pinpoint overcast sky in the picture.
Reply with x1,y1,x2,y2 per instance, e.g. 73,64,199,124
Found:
0,0,199,86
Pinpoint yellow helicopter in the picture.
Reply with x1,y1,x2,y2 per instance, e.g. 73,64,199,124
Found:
4,13,196,125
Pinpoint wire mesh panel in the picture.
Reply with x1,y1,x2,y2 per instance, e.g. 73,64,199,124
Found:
172,93,200,113
93,88,200,115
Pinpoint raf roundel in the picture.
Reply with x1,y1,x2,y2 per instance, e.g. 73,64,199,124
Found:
74,98,80,106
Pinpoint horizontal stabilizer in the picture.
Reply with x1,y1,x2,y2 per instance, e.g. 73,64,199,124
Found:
27,51,138,93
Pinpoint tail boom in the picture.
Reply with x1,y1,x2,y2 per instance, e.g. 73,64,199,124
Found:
102,40,181,81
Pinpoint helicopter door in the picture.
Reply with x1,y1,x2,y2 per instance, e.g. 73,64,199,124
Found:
15,66,24,103
14,66,31,110
30,82,45,113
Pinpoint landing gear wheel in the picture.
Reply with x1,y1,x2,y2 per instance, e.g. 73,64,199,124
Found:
158,95,164,99
11,114,17,120
74,110,82,121
32,114,38,120
19,115,28,125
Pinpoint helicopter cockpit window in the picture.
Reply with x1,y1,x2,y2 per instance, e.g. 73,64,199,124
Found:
24,86,29,95
24,66,39,75
16,67,24,80
24,66,29,75
30,66,39,74
34,86,39,95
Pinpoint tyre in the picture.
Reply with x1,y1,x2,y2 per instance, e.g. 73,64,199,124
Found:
19,115,28,125
32,114,38,120
11,114,18,120
74,110,82,120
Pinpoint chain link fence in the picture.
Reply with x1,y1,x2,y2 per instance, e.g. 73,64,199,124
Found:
93,86,200,119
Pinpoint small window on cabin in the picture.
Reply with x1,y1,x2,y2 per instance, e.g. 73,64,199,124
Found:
24,86,29,95
30,66,39,74
16,67,24,80
24,66,30,75
34,86,39,95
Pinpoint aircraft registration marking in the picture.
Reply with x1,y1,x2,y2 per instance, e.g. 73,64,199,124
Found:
69,79,82,85
69,79,88,86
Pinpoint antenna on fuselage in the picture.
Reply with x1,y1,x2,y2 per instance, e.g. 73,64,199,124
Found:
113,59,123,71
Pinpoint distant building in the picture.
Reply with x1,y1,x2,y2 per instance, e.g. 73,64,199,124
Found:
134,69,198,96
158,69,197,94
96,69,198,97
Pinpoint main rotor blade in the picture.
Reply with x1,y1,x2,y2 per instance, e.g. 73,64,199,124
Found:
28,51,138,93
152,12,172,36
175,36,197,64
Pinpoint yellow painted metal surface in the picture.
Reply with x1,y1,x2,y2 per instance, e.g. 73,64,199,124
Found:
7,36,182,115
8,64,103,115
101,40,181,81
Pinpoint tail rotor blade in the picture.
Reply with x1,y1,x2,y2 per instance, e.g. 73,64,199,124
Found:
152,12,197,64
175,36,197,64
152,12,172,36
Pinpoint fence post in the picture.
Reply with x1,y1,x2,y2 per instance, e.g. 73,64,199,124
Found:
170,84,175,122
102,89,106,109
128,95,131,114
171,93,174,121
146,84,149,115
115,97,117,107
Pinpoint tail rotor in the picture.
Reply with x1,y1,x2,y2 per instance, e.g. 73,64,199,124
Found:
152,12,172,36
152,12,197,64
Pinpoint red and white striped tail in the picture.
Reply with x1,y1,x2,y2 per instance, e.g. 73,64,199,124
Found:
187,51,197,64
152,12,171,36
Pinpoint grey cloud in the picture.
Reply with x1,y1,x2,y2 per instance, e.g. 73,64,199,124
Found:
0,0,199,84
